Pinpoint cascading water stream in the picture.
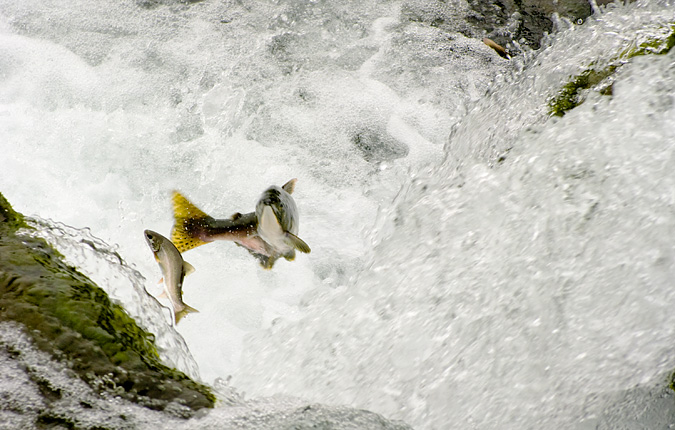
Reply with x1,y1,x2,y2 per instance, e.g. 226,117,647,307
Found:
22,217,202,380
1,0,675,428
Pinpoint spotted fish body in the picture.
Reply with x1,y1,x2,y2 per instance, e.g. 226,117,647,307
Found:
144,229,198,325
170,179,310,269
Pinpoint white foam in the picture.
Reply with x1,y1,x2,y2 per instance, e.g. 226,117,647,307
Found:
3,0,674,429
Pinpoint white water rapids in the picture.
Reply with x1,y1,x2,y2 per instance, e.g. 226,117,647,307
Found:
2,0,675,428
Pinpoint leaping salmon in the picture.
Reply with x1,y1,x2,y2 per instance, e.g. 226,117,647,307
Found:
170,179,311,269
144,229,199,325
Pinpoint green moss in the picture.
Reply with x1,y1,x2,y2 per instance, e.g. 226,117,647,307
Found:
548,65,618,116
548,23,675,117
0,192,215,415
620,24,675,58
0,192,28,232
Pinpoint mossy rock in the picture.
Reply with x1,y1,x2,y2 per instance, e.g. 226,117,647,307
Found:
547,64,618,116
0,193,28,232
0,192,214,415
548,23,675,116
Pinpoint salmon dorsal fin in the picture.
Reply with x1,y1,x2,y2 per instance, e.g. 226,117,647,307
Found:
170,191,210,253
282,178,297,194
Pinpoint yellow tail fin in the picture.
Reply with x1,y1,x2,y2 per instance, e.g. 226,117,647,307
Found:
170,191,210,253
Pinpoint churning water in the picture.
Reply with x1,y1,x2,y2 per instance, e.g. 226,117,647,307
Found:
2,0,675,428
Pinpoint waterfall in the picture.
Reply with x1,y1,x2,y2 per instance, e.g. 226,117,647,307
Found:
2,0,674,428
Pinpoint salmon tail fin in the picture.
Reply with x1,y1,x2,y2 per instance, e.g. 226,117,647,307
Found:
170,191,211,253
175,304,199,325
286,232,311,254
172,191,210,219
282,178,297,194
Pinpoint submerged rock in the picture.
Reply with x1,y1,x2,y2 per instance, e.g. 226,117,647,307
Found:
136,0,204,9
0,192,215,417
352,130,409,163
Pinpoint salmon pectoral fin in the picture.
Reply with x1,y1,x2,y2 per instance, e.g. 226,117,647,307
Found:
260,255,278,270
286,232,311,254
175,304,199,324
283,249,296,261
170,191,212,253
249,252,277,270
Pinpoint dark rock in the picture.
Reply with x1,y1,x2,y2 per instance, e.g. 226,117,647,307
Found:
136,0,204,10
276,403,413,429
402,0,596,51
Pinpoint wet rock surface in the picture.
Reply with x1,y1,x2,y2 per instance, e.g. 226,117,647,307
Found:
402,0,597,51
0,192,215,417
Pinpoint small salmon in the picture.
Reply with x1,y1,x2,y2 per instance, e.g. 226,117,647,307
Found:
144,229,198,324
